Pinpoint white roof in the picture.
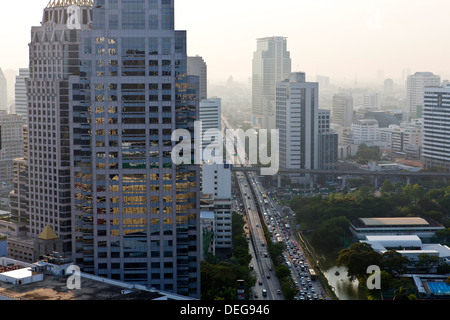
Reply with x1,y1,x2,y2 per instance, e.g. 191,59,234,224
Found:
1,267,33,280
360,217,429,227
366,235,422,250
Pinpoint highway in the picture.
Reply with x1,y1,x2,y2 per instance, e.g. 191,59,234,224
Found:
236,171,283,300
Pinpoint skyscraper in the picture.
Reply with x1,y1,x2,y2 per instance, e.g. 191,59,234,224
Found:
0,68,7,113
406,72,441,118
70,0,201,297
423,84,450,171
14,68,30,120
199,97,221,161
26,1,93,253
188,55,207,101
276,72,318,183
253,36,291,130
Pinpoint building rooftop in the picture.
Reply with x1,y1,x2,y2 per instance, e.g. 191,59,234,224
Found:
359,217,430,227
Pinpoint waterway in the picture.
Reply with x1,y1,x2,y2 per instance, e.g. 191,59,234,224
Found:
323,265,367,300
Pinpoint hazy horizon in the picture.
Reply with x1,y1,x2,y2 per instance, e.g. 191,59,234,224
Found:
1,0,449,86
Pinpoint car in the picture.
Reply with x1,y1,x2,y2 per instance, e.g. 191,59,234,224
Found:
311,288,315,293
254,292,258,298
277,290,281,295
266,274,271,279
300,295,305,300
258,280,263,285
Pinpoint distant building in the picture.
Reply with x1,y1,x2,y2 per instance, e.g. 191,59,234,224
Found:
332,93,353,128
188,56,208,100
406,72,441,118
318,110,338,170
14,68,29,120
0,114,25,183
384,78,394,96
363,93,381,111
199,98,222,161
351,119,379,144
0,68,7,113
252,36,291,130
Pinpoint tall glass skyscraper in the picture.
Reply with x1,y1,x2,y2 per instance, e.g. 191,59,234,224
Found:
69,0,201,297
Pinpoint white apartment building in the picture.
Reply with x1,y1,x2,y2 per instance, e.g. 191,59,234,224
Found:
407,72,441,118
200,163,232,250
351,119,379,144
363,93,381,110
423,85,450,171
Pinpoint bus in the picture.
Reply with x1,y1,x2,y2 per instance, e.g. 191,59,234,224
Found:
309,269,317,280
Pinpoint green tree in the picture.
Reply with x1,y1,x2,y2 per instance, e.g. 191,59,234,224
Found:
336,242,381,281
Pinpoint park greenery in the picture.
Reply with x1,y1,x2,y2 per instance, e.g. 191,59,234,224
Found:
291,182,450,254
290,182,450,299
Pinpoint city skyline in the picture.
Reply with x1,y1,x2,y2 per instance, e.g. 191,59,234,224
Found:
1,0,450,84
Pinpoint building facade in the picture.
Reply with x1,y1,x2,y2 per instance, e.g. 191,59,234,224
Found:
331,93,353,128
0,68,7,113
406,72,441,118
423,85,450,171
0,114,25,183
14,68,30,120
252,36,291,130
187,55,207,101
199,98,221,161
69,0,201,298
276,72,319,183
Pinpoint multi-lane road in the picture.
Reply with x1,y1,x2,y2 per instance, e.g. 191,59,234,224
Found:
236,172,284,300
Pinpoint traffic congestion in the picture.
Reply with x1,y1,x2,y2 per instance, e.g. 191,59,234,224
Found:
243,171,328,300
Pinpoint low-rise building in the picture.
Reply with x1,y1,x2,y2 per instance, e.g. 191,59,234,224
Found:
350,217,445,240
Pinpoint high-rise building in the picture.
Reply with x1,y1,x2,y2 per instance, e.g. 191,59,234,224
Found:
406,72,441,118
0,114,25,183
318,110,338,170
199,98,221,161
14,68,30,120
351,119,380,144
0,68,7,113
331,93,353,128
423,85,450,171
69,0,201,297
253,36,291,130
188,55,207,101
25,0,93,255
276,72,318,183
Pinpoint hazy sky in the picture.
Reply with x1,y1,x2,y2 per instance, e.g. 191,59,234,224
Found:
1,0,449,84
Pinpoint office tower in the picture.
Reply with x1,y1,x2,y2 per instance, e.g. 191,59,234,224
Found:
331,93,353,128
0,68,7,113
406,72,441,118
253,36,291,130
276,72,318,183
423,85,450,171
188,56,207,101
318,110,338,170
0,114,24,183
199,98,221,161
70,0,201,298
25,1,93,255
14,68,30,120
